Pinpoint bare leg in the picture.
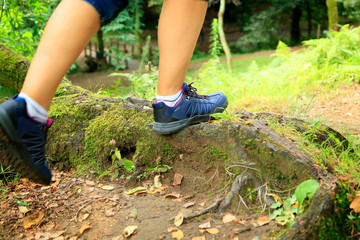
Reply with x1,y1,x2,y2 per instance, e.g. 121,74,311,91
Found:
157,0,207,96
20,0,100,110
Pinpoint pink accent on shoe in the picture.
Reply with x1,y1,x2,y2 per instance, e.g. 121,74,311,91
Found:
46,118,54,128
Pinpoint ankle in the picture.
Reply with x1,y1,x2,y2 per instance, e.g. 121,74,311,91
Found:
16,93,48,123
156,88,183,107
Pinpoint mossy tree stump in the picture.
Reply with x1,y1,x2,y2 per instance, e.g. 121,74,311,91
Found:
0,44,30,92
42,83,340,239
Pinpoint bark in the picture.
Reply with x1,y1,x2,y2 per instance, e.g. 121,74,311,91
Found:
218,0,232,73
0,44,30,92
326,0,339,31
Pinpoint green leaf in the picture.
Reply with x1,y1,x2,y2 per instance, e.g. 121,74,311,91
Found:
269,208,283,220
115,149,121,160
124,160,135,173
295,179,320,212
270,202,282,209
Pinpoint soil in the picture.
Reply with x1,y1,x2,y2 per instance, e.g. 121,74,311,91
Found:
0,170,279,240
307,84,360,137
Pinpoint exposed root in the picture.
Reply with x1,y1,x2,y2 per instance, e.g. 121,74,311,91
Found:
176,169,274,221
171,198,224,221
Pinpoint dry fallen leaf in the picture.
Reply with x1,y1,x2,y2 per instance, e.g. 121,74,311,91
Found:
101,185,115,191
154,175,162,188
172,230,184,240
86,180,95,186
79,224,92,234
83,213,90,220
134,190,147,196
123,226,138,238
350,192,360,213
126,187,147,195
50,231,65,239
173,173,184,186
205,228,219,235
198,220,211,229
18,206,30,214
106,209,116,217
167,227,178,232
53,236,65,240
192,236,206,240
256,216,270,227
174,212,184,227
164,193,181,199
23,211,45,229
232,219,247,225
199,200,206,207
223,213,237,224
183,201,195,209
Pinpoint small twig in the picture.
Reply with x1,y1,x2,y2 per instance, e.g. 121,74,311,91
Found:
238,193,253,215
170,198,224,221
74,199,94,223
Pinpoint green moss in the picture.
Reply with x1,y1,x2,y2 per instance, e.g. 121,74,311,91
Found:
199,146,231,167
0,44,29,92
133,137,178,166
85,108,151,163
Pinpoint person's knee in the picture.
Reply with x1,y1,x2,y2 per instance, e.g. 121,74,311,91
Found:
82,0,129,26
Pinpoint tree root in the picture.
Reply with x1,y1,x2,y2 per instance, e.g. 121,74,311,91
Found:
181,171,274,221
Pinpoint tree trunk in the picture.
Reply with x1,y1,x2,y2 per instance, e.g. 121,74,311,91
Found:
0,44,30,92
290,5,302,45
326,0,339,31
218,0,232,73
306,0,312,39
96,29,105,59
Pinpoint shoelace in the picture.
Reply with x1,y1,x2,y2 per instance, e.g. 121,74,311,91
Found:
187,82,209,100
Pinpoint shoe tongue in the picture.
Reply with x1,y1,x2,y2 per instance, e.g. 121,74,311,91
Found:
182,82,190,94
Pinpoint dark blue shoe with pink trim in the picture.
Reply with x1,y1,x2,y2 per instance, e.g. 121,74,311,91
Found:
153,82,228,134
0,96,53,185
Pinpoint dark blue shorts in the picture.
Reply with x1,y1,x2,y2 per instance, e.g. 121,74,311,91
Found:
83,0,129,26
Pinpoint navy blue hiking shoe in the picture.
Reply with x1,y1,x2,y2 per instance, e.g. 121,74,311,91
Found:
0,96,53,185
153,82,228,134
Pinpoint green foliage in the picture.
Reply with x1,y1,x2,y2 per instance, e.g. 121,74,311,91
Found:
319,183,360,239
102,8,137,70
192,25,360,114
294,179,319,212
209,18,222,58
106,63,158,100
0,0,55,57
236,7,280,53
269,179,319,227
99,147,136,180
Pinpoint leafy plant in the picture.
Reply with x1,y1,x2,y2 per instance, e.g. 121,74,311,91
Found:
0,0,55,57
269,179,320,227
98,147,136,180
209,18,222,59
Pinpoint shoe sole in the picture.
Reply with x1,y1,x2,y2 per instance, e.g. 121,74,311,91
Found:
153,100,228,135
0,108,51,185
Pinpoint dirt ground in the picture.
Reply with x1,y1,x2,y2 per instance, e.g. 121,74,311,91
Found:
0,169,280,240
308,84,360,137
